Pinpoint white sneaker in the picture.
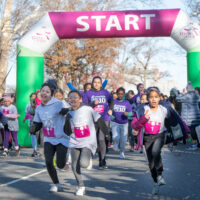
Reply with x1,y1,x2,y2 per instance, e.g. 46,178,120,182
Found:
120,152,125,159
76,186,85,196
157,175,166,186
86,158,93,170
113,143,119,152
49,183,62,193
152,183,159,195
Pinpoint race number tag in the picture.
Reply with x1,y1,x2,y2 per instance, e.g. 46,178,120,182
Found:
3,109,9,114
43,127,55,137
145,121,161,135
74,125,90,138
93,105,104,113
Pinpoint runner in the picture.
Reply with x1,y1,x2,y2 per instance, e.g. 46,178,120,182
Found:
132,86,189,195
1,95,20,157
63,90,109,196
30,80,69,193
23,93,39,157
109,87,132,159
85,76,113,169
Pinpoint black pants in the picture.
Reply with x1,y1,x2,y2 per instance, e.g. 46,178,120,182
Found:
128,120,135,147
96,121,109,166
143,132,165,183
44,142,68,184
188,125,198,141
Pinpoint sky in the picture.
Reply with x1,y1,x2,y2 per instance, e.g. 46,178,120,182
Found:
6,0,189,93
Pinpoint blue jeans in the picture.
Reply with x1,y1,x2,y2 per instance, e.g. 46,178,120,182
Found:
111,122,128,153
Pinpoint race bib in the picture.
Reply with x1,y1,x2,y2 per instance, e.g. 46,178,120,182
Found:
3,109,9,114
43,127,55,137
93,105,104,113
74,125,90,138
145,121,161,135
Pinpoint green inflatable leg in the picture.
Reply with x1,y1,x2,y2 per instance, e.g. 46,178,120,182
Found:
187,52,200,88
16,56,44,146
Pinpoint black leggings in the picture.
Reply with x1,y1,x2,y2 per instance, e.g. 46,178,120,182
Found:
188,125,198,141
143,132,165,183
44,142,68,184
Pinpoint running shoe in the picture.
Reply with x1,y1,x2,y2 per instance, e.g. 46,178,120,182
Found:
186,144,198,151
49,183,62,193
75,186,85,196
2,150,8,157
15,149,20,157
157,175,166,186
152,183,159,195
61,163,70,171
120,152,125,159
31,150,38,157
113,143,119,152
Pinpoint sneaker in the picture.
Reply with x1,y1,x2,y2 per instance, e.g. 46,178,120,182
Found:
113,143,119,152
2,150,8,157
31,150,38,157
99,161,108,170
62,163,70,172
15,149,20,157
76,186,85,196
186,144,198,151
86,158,93,170
152,183,159,195
120,152,125,159
49,183,62,193
157,175,166,186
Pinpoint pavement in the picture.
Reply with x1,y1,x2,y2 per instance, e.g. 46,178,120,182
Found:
0,144,200,200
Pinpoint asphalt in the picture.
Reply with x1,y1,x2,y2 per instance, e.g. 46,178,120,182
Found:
0,144,200,200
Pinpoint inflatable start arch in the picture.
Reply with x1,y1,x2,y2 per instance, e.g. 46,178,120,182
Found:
17,9,200,145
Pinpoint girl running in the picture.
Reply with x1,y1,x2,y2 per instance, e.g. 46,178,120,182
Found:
30,80,69,193
63,90,109,196
85,76,113,169
2,96,20,157
109,87,132,159
131,87,188,195
23,93,38,157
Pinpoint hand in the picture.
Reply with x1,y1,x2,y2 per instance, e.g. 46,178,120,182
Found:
133,130,138,136
108,110,112,115
144,110,150,119
124,112,127,116
23,119,26,123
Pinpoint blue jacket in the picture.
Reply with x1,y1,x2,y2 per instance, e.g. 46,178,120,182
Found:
176,91,200,126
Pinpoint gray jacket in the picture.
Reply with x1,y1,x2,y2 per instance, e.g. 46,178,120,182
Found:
176,91,200,126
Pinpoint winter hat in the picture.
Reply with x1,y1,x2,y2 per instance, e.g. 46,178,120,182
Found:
186,81,193,92
137,83,144,91
170,88,178,96
147,86,160,98
41,79,58,96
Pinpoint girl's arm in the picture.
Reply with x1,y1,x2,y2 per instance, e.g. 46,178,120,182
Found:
131,115,148,130
102,80,108,89
66,82,78,91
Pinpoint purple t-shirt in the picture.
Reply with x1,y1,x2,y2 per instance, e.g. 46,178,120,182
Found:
112,99,132,124
131,93,142,107
85,89,112,121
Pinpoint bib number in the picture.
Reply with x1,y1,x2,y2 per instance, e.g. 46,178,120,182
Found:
74,125,90,138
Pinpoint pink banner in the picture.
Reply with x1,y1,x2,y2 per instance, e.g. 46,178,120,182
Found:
49,9,180,39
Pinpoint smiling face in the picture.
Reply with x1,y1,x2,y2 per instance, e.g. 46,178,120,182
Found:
93,78,102,91
68,92,82,110
4,99,11,107
148,91,160,108
40,86,52,104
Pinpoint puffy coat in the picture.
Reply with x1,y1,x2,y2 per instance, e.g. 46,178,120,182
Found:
176,92,200,126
